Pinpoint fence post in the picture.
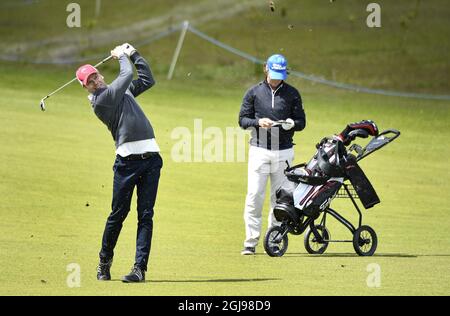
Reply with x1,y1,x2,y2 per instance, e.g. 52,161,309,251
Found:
95,0,101,17
168,21,190,80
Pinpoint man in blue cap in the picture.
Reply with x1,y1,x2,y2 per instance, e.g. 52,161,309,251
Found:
239,54,306,255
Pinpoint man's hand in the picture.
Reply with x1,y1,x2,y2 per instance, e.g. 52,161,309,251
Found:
111,45,126,59
281,118,295,131
122,43,137,57
259,118,274,129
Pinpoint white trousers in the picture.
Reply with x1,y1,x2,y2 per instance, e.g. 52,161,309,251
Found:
243,146,295,248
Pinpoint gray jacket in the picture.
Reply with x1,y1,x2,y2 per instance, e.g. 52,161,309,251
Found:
91,53,156,148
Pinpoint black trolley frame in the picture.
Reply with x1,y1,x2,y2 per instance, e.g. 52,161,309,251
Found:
309,129,401,245
269,129,401,255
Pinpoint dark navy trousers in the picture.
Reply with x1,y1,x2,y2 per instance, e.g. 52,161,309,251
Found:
99,153,163,271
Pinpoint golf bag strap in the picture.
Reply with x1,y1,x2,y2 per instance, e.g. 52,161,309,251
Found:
298,176,331,186
284,162,331,185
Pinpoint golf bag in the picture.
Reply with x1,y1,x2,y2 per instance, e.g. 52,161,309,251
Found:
266,121,400,257
274,120,380,222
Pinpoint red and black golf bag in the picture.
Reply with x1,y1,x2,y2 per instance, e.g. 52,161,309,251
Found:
276,120,380,220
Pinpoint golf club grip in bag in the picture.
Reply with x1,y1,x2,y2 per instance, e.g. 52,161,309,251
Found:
344,156,380,209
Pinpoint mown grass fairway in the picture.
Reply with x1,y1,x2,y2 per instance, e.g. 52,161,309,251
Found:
0,0,449,296
0,61,449,295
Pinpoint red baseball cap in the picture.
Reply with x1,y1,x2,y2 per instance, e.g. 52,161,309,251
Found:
76,64,99,87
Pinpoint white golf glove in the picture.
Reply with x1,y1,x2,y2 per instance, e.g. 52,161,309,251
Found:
122,43,137,57
281,118,295,131
111,45,126,59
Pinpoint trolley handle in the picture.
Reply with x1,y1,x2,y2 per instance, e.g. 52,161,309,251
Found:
357,129,401,161
378,129,401,141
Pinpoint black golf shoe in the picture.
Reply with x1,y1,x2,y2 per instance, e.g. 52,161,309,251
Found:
122,265,145,283
97,258,113,281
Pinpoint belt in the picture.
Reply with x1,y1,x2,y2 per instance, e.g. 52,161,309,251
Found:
119,152,159,161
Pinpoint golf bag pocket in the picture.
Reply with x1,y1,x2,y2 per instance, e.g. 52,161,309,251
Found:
344,157,380,209
293,181,341,218
273,203,301,226
276,182,297,205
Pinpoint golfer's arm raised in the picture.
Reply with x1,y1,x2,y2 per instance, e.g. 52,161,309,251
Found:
129,52,155,97
106,55,133,103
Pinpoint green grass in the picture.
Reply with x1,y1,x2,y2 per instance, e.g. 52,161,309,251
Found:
1,0,449,93
0,60,449,296
0,0,449,296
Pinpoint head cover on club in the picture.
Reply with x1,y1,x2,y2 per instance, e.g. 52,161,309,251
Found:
338,120,379,145
348,129,369,140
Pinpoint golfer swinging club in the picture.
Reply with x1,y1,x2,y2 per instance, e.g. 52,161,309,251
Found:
76,44,163,282
239,54,306,255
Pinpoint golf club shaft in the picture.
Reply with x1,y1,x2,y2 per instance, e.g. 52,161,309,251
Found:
41,77,78,102
40,55,113,105
93,54,114,68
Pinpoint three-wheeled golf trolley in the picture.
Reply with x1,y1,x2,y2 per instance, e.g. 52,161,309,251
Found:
263,120,400,257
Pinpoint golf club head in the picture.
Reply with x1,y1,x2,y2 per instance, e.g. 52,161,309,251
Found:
40,99,46,111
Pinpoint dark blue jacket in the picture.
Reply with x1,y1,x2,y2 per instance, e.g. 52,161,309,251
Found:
239,81,306,150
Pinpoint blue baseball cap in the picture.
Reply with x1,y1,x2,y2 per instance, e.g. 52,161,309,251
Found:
266,54,288,80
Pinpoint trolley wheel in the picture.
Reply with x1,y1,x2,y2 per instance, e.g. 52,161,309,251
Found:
264,226,289,257
304,225,330,255
353,226,378,256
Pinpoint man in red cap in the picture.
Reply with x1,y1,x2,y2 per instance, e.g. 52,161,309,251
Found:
76,44,162,283
76,64,103,92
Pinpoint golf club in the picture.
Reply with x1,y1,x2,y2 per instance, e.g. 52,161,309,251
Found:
39,54,114,111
